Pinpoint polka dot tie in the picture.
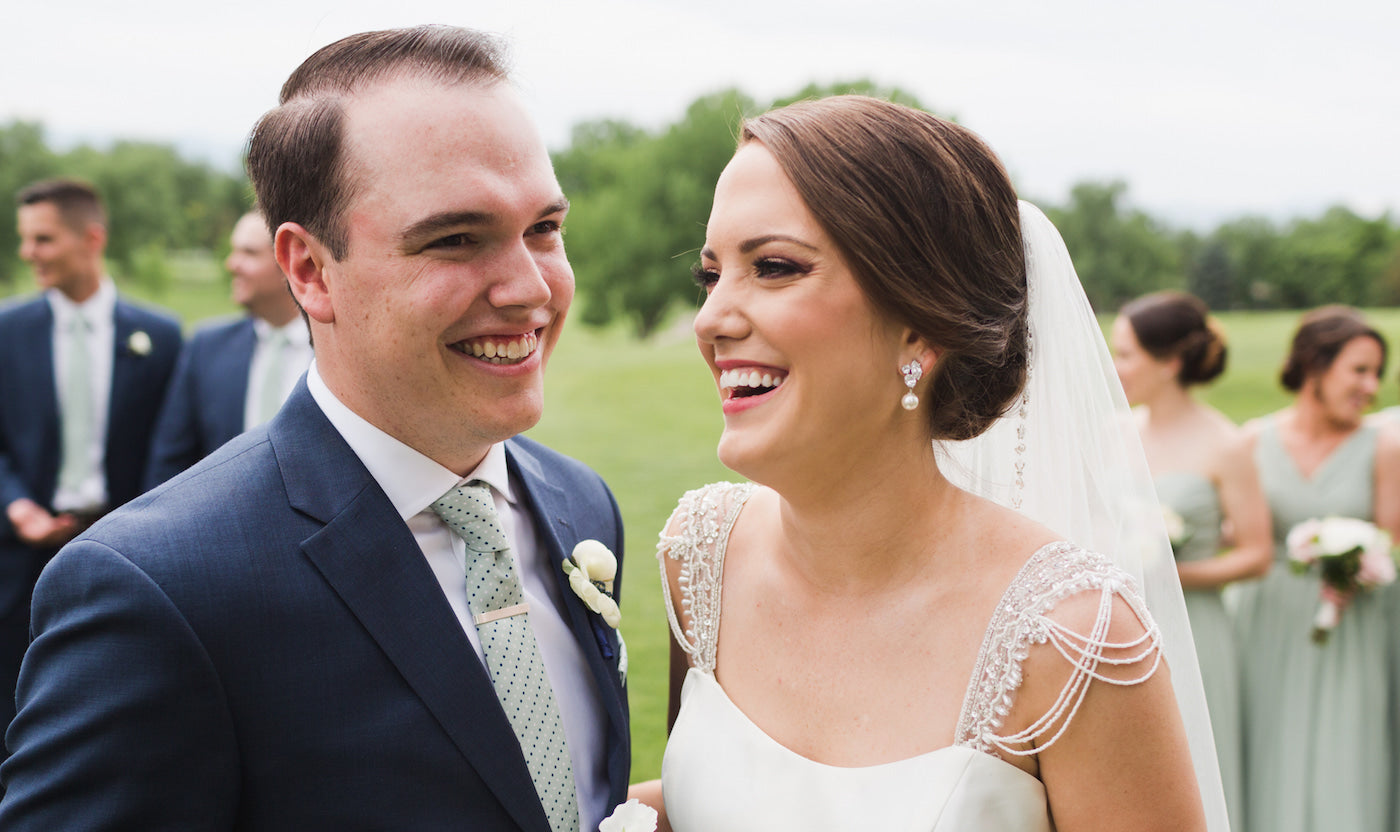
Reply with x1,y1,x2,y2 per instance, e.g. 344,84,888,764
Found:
432,482,579,832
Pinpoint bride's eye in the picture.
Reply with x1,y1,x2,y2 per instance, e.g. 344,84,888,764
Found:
691,263,719,291
754,258,806,279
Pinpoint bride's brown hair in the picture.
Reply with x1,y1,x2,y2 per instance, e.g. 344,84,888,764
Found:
741,95,1028,441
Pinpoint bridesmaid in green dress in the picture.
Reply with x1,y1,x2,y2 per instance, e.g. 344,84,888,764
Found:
1232,306,1400,832
1112,292,1272,832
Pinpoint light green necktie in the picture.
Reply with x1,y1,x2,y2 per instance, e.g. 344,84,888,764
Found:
255,329,290,426
432,482,579,832
57,311,95,495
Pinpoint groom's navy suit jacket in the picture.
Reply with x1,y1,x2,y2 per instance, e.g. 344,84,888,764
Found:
0,384,630,829
144,316,259,489
0,294,180,732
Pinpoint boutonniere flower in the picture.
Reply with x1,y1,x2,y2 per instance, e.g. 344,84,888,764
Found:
562,539,620,628
599,799,657,832
126,330,152,357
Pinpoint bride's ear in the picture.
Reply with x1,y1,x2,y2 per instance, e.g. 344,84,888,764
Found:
902,331,939,377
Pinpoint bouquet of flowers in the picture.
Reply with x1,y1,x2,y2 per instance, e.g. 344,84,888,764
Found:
1162,505,1190,553
1286,516,1397,644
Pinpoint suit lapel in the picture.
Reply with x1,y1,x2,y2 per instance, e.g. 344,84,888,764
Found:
108,302,136,445
224,317,256,426
506,441,630,783
272,387,551,832
22,300,61,496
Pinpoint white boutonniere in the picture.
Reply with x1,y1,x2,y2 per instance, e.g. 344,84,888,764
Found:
126,330,152,357
562,539,621,628
599,799,658,832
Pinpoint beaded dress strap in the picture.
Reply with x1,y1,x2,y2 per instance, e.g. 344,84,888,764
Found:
953,541,1161,759
656,482,755,674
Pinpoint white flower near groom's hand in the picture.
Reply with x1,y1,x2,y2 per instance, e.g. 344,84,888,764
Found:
599,798,658,832
563,539,621,628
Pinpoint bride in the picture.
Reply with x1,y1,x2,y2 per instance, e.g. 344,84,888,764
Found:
633,95,1226,830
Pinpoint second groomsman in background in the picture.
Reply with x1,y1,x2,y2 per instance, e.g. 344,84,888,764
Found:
144,209,310,487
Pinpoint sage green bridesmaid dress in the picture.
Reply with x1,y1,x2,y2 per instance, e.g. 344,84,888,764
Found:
1156,472,1244,832
1232,421,1391,832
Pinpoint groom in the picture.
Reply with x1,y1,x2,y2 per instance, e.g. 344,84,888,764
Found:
0,25,630,831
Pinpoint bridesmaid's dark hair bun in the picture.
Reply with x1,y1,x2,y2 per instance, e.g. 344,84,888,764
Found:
1279,305,1388,392
1120,291,1227,387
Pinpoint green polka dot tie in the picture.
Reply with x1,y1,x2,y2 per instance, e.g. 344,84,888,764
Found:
432,482,579,832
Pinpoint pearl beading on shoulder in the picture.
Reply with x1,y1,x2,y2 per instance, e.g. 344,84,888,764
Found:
657,482,756,673
953,541,1161,759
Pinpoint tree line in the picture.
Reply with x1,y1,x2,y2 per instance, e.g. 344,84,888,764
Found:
4,83,1397,332
0,121,249,293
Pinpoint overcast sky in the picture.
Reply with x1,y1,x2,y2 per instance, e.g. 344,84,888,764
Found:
3,0,1395,229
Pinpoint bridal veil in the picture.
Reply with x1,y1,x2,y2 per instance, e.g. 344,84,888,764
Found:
939,201,1230,831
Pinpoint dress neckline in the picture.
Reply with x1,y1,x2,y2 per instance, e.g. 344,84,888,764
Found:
1265,418,1373,483
683,667,1045,787
692,508,1073,775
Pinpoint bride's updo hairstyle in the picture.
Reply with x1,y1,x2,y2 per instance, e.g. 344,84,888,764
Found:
741,95,1028,441
1121,291,1228,386
1279,305,1388,392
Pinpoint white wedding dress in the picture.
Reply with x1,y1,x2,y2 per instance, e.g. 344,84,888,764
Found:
658,482,1163,831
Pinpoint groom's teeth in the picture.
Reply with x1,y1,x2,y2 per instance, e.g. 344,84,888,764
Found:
461,332,539,365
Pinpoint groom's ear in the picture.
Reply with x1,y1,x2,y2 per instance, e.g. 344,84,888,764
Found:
277,222,335,325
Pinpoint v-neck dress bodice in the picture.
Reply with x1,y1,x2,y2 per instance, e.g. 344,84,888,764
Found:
655,482,1162,831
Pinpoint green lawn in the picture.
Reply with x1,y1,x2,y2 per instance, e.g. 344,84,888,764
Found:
10,272,1399,781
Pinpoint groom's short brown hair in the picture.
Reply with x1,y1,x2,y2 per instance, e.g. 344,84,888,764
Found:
246,25,510,259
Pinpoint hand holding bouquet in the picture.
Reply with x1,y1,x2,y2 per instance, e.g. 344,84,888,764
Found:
1287,516,1397,644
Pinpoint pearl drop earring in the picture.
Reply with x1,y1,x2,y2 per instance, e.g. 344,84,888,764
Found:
900,361,922,410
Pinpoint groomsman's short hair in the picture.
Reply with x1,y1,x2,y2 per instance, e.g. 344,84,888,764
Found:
16,178,106,234
246,25,510,258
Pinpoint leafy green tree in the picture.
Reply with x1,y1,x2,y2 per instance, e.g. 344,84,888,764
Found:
556,88,757,336
0,121,60,286
1044,182,1183,311
1188,240,1236,311
555,80,934,336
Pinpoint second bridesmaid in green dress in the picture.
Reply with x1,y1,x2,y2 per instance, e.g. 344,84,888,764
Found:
1112,291,1273,832
1232,306,1400,832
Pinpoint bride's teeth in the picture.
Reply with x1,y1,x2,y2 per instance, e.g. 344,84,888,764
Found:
506,340,520,360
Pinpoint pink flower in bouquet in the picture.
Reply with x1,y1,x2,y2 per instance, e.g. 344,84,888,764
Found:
1285,518,1324,567
1357,543,1398,587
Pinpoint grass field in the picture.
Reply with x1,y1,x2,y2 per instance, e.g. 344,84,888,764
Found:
9,273,1400,781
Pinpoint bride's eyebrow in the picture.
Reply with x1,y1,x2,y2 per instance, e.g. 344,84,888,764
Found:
740,234,816,254
701,236,818,261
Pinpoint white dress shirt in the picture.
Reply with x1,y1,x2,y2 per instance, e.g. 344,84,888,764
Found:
243,317,313,431
48,278,115,512
306,362,609,831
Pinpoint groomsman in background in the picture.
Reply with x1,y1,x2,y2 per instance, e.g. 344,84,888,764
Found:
144,209,311,487
0,178,181,742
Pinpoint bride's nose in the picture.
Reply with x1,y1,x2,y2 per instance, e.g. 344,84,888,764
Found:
694,274,750,344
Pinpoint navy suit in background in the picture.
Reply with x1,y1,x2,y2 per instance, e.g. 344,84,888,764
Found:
144,316,257,489
0,384,630,829
0,294,181,735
